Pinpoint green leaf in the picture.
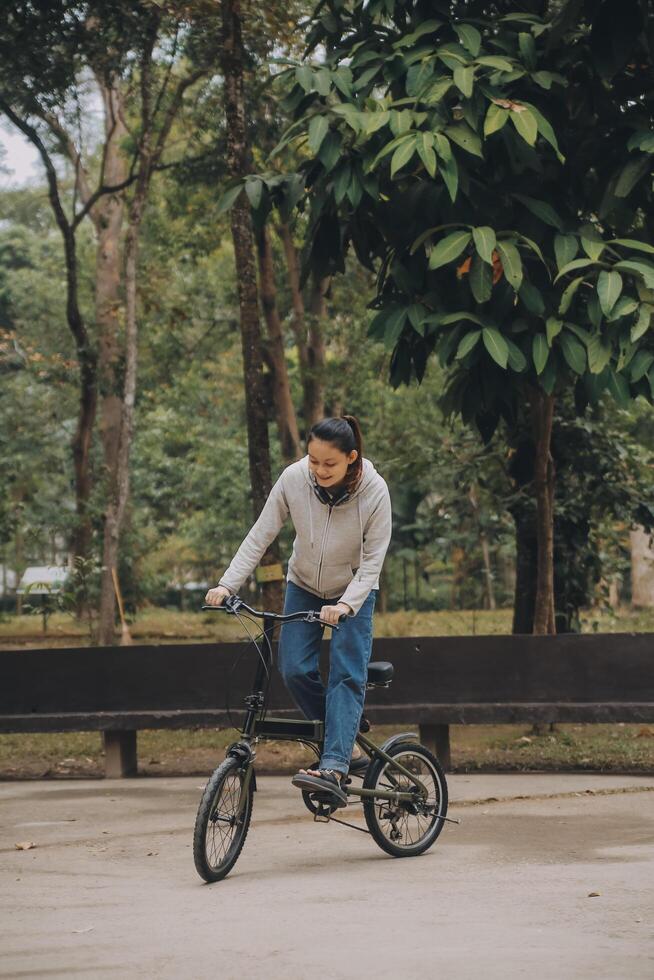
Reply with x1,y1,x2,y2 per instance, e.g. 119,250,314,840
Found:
580,226,605,261
333,162,351,204
416,133,438,177
244,178,263,210
597,270,623,316
469,254,493,303
393,19,443,47
314,69,332,96
475,55,515,71
428,230,472,269
308,115,329,154
631,303,653,341
518,32,536,68
587,335,612,374
390,137,417,176
295,66,313,92
370,133,414,169
353,63,382,91
559,276,584,314
607,295,638,321
627,131,654,153
506,338,527,372
217,181,244,213
546,317,563,346
560,332,587,374
519,281,545,315
444,123,483,158
615,156,651,198
434,134,458,201
496,240,523,290
553,257,599,283
423,77,454,104
606,369,630,406
532,334,549,375
511,108,537,146
472,226,497,265
609,238,654,255
615,259,654,289
554,234,578,270
629,350,654,383
514,193,564,230
483,327,509,368
454,24,482,57
318,131,341,172
524,103,564,162
587,293,602,329
383,306,408,349
360,110,390,135
454,65,475,97
456,330,482,359
484,104,509,137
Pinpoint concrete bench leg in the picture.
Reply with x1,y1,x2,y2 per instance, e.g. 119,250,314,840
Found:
419,723,451,771
103,730,137,777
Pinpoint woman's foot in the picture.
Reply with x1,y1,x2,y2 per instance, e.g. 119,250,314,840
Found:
291,768,348,807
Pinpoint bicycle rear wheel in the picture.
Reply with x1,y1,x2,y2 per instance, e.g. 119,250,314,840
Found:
193,756,254,882
363,742,448,858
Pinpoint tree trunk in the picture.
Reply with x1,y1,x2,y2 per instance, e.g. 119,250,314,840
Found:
256,225,301,462
221,0,282,611
95,82,128,573
305,276,328,424
531,389,556,635
511,502,537,633
97,196,143,644
468,482,496,611
277,222,311,436
0,102,99,569
630,526,654,607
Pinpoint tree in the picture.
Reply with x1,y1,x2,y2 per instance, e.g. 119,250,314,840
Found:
242,0,654,633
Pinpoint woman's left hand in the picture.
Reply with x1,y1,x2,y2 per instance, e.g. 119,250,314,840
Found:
320,602,352,625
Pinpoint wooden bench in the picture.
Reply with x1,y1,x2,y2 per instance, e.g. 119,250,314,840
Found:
1,633,652,776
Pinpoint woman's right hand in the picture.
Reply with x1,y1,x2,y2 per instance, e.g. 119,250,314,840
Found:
204,585,231,606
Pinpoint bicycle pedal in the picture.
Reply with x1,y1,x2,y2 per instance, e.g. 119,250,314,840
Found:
313,803,332,823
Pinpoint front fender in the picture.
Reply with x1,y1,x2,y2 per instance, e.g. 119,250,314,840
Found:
379,731,419,753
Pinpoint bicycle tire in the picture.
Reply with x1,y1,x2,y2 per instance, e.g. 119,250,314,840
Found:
363,742,448,858
193,756,254,882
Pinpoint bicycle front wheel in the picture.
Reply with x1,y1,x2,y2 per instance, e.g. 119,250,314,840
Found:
193,756,254,882
363,742,448,858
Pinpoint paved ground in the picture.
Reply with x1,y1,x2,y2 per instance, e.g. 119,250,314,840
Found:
1,772,653,980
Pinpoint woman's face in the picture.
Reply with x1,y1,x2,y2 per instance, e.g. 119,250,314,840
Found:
308,438,358,488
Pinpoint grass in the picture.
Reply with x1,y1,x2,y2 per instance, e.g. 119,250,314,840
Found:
2,603,654,648
1,723,652,780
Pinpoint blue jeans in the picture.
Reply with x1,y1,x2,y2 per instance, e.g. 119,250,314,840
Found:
278,580,377,775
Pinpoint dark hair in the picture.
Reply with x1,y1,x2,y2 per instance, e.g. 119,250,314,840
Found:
308,415,364,493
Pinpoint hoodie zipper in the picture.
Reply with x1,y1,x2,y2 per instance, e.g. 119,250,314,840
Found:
316,504,333,595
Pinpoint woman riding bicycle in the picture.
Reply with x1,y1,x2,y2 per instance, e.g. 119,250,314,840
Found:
205,415,392,806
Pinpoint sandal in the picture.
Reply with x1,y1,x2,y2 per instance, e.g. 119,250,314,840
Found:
291,768,348,807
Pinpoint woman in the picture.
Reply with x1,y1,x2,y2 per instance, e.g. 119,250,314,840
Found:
205,416,392,806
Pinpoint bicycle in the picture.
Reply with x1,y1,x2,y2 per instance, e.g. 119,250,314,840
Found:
193,594,456,882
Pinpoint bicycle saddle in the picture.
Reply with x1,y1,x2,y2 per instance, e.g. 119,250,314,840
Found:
366,661,393,686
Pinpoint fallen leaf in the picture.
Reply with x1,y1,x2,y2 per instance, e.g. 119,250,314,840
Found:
516,736,532,744
588,892,601,898
147,851,158,857
72,927,94,934
15,841,36,851
636,726,654,738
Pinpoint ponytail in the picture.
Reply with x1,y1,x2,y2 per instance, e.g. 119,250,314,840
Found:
307,415,364,493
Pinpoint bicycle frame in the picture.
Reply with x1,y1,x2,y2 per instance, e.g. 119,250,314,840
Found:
214,604,430,817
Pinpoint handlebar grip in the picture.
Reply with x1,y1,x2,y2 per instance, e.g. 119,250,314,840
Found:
202,604,229,611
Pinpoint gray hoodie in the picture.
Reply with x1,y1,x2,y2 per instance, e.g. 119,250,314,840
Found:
218,456,392,615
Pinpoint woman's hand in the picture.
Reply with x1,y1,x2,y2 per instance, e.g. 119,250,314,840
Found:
320,602,352,625
205,585,231,606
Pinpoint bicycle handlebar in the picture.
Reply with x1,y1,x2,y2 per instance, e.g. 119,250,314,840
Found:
202,594,346,628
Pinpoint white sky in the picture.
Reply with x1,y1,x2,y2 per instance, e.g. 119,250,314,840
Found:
0,121,43,187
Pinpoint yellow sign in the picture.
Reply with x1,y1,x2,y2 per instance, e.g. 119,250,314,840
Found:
255,563,284,583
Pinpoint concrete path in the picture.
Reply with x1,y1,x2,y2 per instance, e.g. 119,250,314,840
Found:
1,773,653,979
